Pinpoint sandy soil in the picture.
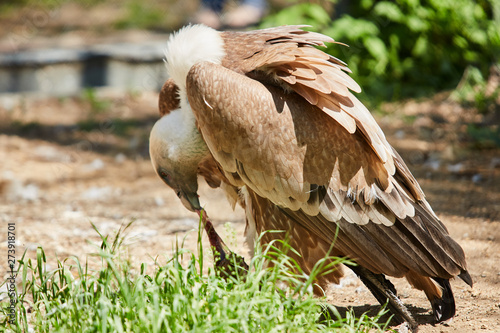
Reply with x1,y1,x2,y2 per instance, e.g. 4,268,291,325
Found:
0,88,498,332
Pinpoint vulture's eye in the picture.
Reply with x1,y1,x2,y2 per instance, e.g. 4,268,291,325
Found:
160,171,171,182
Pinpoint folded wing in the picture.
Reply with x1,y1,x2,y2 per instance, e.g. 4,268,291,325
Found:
186,61,469,281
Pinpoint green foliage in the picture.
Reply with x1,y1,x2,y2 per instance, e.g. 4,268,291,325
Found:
452,65,500,148
466,123,500,148
261,3,332,29
77,89,147,136
264,0,500,101
77,118,141,136
1,223,391,332
0,0,103,8
81,88,111,116
114,0,165,30
452,66,500,114
8,120,43,134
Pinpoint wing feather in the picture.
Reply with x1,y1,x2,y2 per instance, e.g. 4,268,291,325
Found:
186,60,468,282
245,188,345,290
221,26,395,174
158,78,180,116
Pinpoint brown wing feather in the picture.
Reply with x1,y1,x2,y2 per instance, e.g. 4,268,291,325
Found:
186,61,469,283
158,78,180,116
246,188,344,292
197,155,222,188
189,61,392,209
283,205,467,279
197,154,242,210
221,26,399,180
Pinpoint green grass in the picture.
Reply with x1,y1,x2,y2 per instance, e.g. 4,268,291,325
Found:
1,222,391,332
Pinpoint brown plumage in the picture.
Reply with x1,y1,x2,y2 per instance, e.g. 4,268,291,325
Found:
150,25,472,330
158,78,180,116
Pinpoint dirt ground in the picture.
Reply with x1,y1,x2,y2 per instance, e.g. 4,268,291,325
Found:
0,85,498,332
0,4,499,330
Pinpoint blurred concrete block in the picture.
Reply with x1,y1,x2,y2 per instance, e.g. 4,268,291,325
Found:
0,40,169,96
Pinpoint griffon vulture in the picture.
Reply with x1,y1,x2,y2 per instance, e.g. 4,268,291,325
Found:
149,24,471,329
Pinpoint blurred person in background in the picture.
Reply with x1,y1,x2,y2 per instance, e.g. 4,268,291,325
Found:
193,0,267,29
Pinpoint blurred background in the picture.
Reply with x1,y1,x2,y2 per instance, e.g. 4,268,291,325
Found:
0,1,499,329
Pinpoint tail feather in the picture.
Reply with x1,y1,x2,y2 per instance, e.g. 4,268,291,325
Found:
459,270,473,287
430,277,456,322
405,272,442,306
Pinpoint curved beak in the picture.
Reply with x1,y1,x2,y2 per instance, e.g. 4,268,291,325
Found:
155,167,201,212
178,186,201,212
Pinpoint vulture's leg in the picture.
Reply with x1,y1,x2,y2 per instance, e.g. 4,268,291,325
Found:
348,265,418,332
196,209,249,278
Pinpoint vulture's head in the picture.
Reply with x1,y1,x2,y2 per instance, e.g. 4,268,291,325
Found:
149,79,210,212
149,24,225,212
149,109,210,212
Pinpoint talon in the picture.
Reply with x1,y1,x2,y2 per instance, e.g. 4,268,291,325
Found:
195,208,249,279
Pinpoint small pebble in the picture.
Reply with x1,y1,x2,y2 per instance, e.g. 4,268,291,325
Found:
424,159,441,171
471,173,482,183
115,153,126,164
397,323,409,333
154,196,165,206
85,158,105,171
447,163,464,173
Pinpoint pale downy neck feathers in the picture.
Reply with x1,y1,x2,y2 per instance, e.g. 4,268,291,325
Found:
150,112,208,169
164,24,226,117
151,25,226,175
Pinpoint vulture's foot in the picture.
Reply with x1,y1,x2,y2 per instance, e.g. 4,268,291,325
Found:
196,209,249,280
215,251,249,280
349,265,418,332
